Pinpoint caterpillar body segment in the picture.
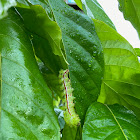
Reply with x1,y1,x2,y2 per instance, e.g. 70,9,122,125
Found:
59,69,80,127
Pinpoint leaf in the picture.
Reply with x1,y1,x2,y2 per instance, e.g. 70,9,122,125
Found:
134,48,140,57
0,0,16,19
83,102,140,140
62,124,77,140
16,0,54,19
48,0,104,123
16,5,67,74
0,9,60,139
80,0,116,29
17,5,62,56
38,62,63,99
118,0,140,38
61,123,82,140
94,19,140,118
74,0,83,10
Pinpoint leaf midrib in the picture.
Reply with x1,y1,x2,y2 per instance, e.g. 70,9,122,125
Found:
104,79,140,100
105,104,128,140
103,82,132,107
105,64,139,71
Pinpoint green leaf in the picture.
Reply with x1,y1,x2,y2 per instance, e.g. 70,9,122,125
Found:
17,5,62,56
16,5,67,74
48,0,104,123
61,123,82,140
80,0,116,29
118,0,140,38
94,19,140,118
83,102,140,140
0,0,16,19
16,0,54,19
134,48,140,57
62,124,77,140
0,9,60,139
38,61,63,99
74,0,83,10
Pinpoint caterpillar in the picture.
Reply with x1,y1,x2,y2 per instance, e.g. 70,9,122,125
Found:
59,69,80,127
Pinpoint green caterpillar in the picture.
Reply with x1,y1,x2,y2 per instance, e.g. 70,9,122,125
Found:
59,69,80,127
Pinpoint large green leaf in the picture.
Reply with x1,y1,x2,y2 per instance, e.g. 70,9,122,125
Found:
48,0,104,123
15,5,67,100
83,102,140,140
0,0,16,19
78,0,116,29
17,5,63,56
118,0,140,38
94,19,140,118
16,4,67,75
0,9,60,139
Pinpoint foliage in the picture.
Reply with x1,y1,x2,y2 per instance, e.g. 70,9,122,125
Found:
0,0,140,139
118,0,140,38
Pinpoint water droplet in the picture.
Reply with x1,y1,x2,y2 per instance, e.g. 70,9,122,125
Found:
93,51,97,57
88,64,92,67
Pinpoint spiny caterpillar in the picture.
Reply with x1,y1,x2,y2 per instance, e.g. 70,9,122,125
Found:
59,69,80,127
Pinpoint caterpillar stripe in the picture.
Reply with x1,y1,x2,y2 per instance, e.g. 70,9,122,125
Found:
59,69,80,127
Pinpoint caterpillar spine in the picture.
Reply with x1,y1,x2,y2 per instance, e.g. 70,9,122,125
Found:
59,69,80,127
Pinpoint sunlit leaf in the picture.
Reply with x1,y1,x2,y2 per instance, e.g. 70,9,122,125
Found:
94,19,140,118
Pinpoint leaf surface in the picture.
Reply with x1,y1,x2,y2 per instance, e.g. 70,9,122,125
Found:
118,0,140,38
17,5,62,56
80,0,115,29
48,0,104,124
62,124,77,140
134,48,140,57
16,0,53,19
83,102,140,140
16,5,67,76
94,19,140,118
0,0,16,19
0,9,60,139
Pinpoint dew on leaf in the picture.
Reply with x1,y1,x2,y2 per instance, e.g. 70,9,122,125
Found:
93,51,97,57
88,64,92,67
